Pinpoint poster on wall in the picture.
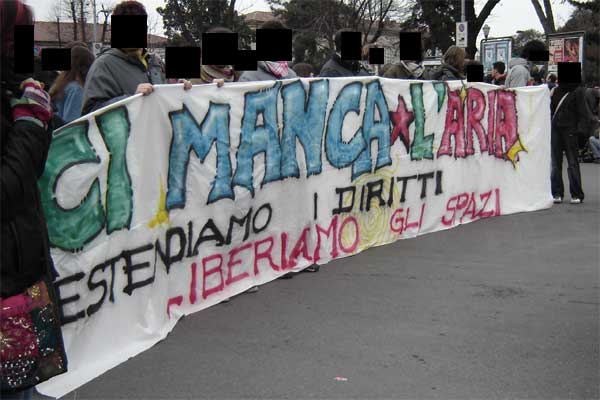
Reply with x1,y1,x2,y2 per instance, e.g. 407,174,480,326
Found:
35,77,552,398
480,37,512,74
547,31,585,74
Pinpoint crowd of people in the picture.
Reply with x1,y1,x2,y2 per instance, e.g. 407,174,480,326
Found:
2,0,600,397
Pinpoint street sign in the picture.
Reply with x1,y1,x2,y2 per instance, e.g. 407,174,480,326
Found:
456,22,468,48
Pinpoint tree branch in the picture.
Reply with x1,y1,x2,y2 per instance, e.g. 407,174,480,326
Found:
530,0,549,34
543,0,555,33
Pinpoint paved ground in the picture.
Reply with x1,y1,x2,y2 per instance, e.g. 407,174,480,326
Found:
38,164,599,400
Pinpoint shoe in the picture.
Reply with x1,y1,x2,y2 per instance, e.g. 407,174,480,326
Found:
245,286,259,293
553,196,562,204
570,198,582,204
303,264,320,273
280,272,295,279
221,297,231,303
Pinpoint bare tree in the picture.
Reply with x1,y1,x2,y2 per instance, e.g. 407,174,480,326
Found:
47,1,64,46
79,0,88,43
530,0,556,34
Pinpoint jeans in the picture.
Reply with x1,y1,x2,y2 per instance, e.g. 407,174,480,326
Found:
589,136,600,159
551,128,584,200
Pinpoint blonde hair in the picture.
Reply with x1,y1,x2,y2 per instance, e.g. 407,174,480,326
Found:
443,46,466,72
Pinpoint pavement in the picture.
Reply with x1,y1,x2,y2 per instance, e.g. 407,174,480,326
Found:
37,164,599,400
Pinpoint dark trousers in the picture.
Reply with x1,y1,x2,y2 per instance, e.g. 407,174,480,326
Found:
551,128,584,200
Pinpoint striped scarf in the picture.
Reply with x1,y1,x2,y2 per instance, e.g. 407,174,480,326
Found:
264,61,289,79
199,65,235,84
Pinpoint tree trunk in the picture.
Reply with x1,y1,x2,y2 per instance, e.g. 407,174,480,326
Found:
466,0,501,58
101,15,109,44
530,0,555,34
56,16,62,47
70,1,78,41
79,0,87,43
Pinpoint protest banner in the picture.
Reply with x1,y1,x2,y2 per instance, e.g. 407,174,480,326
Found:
36,77,552,397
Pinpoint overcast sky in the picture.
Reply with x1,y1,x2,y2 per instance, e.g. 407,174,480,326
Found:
25,0,575,47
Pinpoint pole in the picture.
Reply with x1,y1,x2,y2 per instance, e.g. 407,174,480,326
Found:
461,0,465,22
93,0,98,44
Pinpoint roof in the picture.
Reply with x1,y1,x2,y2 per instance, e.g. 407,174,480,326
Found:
34,21,167,46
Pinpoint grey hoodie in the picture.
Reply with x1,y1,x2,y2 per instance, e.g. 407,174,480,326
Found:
505,57,530,88
238,61,297,82
82,48,165,115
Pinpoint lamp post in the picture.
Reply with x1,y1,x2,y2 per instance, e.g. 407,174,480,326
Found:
483,24,490,39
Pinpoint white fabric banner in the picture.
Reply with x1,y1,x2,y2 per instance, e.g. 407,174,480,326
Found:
36,78,552,397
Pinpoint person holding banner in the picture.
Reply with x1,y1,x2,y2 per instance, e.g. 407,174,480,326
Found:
319,29,372,78
191,27,238,87
1,2,68,398
239,20,297,82
81,1,191,115
430,46,465,81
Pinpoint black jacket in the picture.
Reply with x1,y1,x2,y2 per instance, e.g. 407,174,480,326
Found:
1,89,55,298
551,86,597,135
319,54,371,78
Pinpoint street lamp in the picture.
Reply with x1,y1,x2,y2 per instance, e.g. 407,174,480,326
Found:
483,24,490,39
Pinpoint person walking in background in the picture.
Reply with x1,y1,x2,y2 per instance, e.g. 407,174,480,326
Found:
550,81,598,204
490,61,506,85
546,74,557,90
319,29,371,78
505,40,547,88
430,46,465,81
239,20,297,82
82,1,190,114
49,44,94,123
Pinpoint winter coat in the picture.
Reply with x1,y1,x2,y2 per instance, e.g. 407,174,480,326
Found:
319,54,371,78
430,63,464,81
81,48,165,115
238,62,298,82
1,91,55,298
505,57,530,88
383,61,427,80
551,85,598,142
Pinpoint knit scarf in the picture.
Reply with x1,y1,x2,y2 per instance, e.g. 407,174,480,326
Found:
200,65,235,84
264,61,289,78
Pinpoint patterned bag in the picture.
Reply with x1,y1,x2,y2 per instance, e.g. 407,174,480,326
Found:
1,280,67,393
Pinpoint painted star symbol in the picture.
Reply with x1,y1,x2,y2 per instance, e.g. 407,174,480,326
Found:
389,95,414,151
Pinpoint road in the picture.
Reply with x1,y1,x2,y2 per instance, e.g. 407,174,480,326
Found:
37,164,599,399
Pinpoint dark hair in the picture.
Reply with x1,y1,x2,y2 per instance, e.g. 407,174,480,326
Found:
520,40,547,61
547,73,557,83
492,61,505,74
49,45,95,100
292,62,314,77
334,28,356,52
113,0,147,16
259,20,286,30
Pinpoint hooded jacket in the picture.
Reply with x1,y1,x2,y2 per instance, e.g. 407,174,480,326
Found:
430,63,464,81
505,57,530,88
319,53,371,78
81,48,165,115
238,61,298,82
551,85,598,138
